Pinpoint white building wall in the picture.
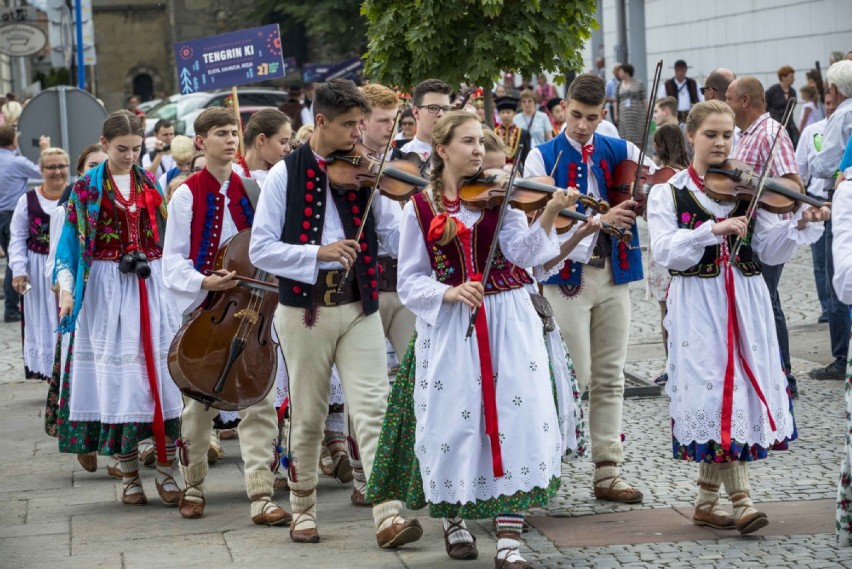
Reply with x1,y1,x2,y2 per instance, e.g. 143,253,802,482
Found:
586,0,852,91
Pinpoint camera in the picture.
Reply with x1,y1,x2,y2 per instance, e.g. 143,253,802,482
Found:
118,250,151,279
162,144,171,152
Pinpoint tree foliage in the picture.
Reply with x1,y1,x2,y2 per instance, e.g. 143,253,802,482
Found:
362,0,597,90
258,0,367,59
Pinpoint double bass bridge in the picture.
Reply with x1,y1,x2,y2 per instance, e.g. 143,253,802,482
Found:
234,308,260,325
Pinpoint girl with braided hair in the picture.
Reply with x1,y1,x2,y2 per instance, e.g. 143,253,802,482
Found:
368,111,576,568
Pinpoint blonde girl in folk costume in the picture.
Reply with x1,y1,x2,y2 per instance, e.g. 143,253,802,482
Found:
8,148,69,381
368,111,576,568
647,100,830,535
53,110,184,507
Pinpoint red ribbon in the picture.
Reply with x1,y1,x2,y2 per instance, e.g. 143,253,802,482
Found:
582,144,594,163
137,185,163,243
454,218,503,477
137,277,168,465
718,240,777,449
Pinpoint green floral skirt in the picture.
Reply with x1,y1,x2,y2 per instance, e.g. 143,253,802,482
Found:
366,334,559,519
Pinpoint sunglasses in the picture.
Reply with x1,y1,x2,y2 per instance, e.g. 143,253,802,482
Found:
700,86,716,95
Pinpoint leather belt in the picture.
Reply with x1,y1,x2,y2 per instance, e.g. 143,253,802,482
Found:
587,233,612,269
378,255,398,292
314,269,360,307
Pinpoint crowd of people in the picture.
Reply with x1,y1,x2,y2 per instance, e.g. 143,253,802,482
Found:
0,50,851,568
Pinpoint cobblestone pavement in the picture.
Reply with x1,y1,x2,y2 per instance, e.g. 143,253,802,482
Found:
1,233,849,568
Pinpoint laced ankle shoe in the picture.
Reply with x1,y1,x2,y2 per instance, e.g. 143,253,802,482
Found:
155,466,181,506
122,472,148,506
808,359,846,380
290,488,320,543
731,491,768,535
250,496,292,526
376,515,423,549
593,462,643,503
442,517,478,560
178,481,205,519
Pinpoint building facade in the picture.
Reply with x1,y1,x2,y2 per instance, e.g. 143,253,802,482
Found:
585,0,852,94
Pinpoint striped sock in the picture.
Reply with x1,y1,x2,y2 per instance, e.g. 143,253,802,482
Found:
495,513,525,563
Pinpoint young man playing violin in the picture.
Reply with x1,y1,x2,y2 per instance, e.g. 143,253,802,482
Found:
161,108,291,525
725,76,804,397
524,72,652,504
313,82,417,507
249,78,421,547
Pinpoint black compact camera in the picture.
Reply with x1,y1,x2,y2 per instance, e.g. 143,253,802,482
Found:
118,250,151,279
162,144,171,152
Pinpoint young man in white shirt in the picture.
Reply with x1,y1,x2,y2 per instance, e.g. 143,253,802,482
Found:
400,79,452,166
142,119,177,177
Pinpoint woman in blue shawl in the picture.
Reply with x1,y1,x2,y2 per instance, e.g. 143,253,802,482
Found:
52,110,183,507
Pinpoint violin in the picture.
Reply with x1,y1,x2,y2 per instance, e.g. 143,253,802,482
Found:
168,230,278,411
527,205,631,242
704,159,826,214
459,168,610,213
326,143,429,201
610,160,677,214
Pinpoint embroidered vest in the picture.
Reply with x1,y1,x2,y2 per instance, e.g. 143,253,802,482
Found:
92,193,162,261
668,186,761,278
411,192,533,294
536,132,643,286
184,169,254,272
277,143,380,315
25,190,50,254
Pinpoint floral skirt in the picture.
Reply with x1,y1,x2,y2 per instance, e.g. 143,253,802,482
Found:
366,334,559,519
671,392,797,462
836,346,852,547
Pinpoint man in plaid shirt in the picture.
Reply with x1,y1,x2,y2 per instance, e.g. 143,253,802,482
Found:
725,76,805,396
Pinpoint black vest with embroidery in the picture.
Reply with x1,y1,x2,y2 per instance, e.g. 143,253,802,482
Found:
277,143,380,315
26,190,51,254
668,186,761,278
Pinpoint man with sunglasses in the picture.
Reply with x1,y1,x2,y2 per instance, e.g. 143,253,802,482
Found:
0,126,50,321
400,79,452,168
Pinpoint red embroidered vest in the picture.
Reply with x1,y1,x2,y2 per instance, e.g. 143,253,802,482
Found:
411,192,532,294
92,194,162,261
183,169,254,272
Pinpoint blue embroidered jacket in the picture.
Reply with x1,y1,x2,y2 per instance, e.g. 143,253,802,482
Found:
537,132,643,286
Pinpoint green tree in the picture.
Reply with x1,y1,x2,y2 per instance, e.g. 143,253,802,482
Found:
258,0,367,61
362,0,596,126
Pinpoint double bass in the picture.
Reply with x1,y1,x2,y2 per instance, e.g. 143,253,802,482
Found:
168,230,279,411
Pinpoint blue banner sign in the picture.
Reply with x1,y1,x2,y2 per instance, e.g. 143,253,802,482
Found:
175,24,285,94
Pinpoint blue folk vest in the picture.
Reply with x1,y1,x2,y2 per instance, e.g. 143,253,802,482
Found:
537,132,642,286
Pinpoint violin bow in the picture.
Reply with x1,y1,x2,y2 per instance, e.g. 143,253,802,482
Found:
465,143,525,339
729,97,797,263
336,109,403,292
631,60,664,202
